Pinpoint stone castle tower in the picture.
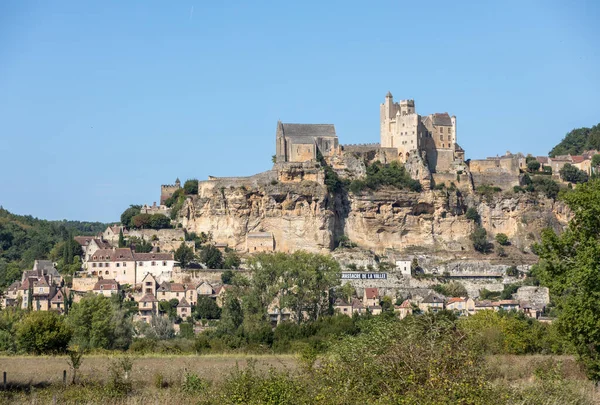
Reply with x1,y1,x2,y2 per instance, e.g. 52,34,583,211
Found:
160,178,181,204
380,92,463,172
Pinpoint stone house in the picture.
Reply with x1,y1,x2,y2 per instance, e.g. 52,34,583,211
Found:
30,276,54,312
215,285,234,307
157,282,187,302
419,294,445,313
246,232,275,253
368,305,382,315
394,299,413,319
87,248,136,285
197,282,214,296
495,300,520,311
474,300,496,312
49,288,67,313
2,281,21,308
93,278,120,297
76,237,111,262
396,260,412,277
184,285,198,306
133,252,176,283
103,225,129,243
333,298,353,316
176,297,192,320
140,202,171,217
363,288,379,307
138,293,159,323
275,122,340,164
446,297,475,316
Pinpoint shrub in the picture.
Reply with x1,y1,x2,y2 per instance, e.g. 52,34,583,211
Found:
471,226,492,253
495,233,509,245
560,163,589,184
349,161,421,193
465,207,480,223
15,311,71,355
183,179,199,195
527,160,541,172
181,372,209,394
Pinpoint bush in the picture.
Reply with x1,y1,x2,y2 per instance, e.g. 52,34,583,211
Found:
527,160,541,172
433,281,468,297
471,226,492,253
16,311,71,355
530,176,560,199
182,372,209,394
560,163,589,184
465,207,480,223
349,161,421,193
495,233,509,245
183,179,199,195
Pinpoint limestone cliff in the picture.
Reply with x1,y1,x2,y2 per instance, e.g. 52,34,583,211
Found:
177,176,569,257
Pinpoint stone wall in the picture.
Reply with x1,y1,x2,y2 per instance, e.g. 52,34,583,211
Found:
199,171,278,198
431,172,472,193
514,286,550,307
469,157,521,190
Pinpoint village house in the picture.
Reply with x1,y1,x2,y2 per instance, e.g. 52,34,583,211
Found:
333,298,353,316
495,300,520,312
419,294,445,313
215,285,234,307
394,299,413,319
133,252,176,283
176,297,192,320
140,273,159,296
75,237,111,262
49,288,67,313
103,225,129,243
156,281,186,302
446,297,475,316
93,278,120,297
2,281,21,308
196,281,214,296
474,300,497,312
363,288,379,307
138,293,159,323
246,232,275,253
140,202,171,217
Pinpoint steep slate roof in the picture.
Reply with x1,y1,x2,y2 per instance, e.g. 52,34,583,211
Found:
74,236,94,246
334,298,350,306
93,278,119,291
91,239,111,249
281,123,337,139
51,289,64,303
431,113,453,126
422,293,444,304
364,288,379,299
133,253,174,261
90,248,135,262
139,293,158,303
177,297,191,308
351,298,363,309
7,281,21,291
475,300,495,308
536,156,549,164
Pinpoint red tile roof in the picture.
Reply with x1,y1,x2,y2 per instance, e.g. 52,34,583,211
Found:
364,288,379,299
571,155,586,164
447,297,466,305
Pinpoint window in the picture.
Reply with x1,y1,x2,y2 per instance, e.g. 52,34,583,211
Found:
162,291,165,296
146,282,152,286
105,263,109,267
162,261,167,266
116,263,120,268
139,262,143,266
143,302,147,307
151,261,156,266
100,285,104,290
38,287,43,293
123,262,127,267
440,127,444,133
440,135,443,141
92,263,97,268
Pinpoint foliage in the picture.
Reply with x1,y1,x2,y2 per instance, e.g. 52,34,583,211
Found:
560,163,589,184
475,184,502,200
495,233,509,245
0,207,106,288
181,371,209,394
174,242,195,268
479,288,500,300
159,298,180,320
221,270,234,284
128,236,153,253
223,251,241,269
131,213,171,229
500,283,520,300
120,205,141,228
592,154,600,167
432,281,468,297
471,226,492,253
549,123,600,157
67,293,133,350
349,161,421,193
183,179,199,195
527,160,541,172
465,207,480,223
317,151,346,194
338,283,355,303
528,176,561,199
195,296,221,320
15,311,72,354
200,244,224,269
534,179,600,380
336,235,357,249
506,265,519,277
118,229,125,248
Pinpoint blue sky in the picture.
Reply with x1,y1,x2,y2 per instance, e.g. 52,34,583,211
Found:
0,1,598,222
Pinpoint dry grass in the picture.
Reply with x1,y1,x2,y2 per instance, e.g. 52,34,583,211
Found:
0,353,296,387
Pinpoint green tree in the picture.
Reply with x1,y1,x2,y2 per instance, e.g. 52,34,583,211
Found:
120,205,141,228
218,293,244,334
175,242,195,268
129,236,153,253
223,251,241,269
495,233,509,246
465,207,480,223
131,213,152,229
559,163,589,184
527,160,540,172
183,179,199,195
471,226,491,253
200,245,223,269
159,298,180,320
592,154,600,168
549,124,600,157
195,296,221,320
339,282,355,303
534,179,600,379
149,214,171,229
118,229,126,248
221,270,234,285
16,311,72,354
67,293,116,350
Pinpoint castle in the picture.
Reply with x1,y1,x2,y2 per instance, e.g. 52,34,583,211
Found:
160,178,181,204
380,92,464,172
274,92,465,174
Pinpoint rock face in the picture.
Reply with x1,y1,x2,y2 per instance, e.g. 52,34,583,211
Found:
179,180,335,253
178,174,569,257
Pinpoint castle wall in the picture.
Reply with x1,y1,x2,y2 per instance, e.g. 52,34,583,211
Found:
288,143,315,163
469,157,521,189
199,171,278,197
161,185,180,205
432,172,472,193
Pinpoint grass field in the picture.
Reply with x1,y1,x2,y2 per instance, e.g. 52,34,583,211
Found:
0,353,297,386
0,354,598,404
